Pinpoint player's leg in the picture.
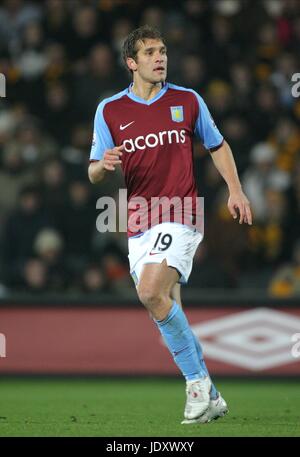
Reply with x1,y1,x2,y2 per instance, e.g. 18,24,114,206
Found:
171,284,229,424
137,260,211,419
137,259,177,320
170,283,182,306
170,283,218,400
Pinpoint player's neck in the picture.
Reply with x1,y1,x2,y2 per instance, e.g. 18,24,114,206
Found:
131,80,163,101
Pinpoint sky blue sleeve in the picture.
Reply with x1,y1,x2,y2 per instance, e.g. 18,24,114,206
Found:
193,91,224,150
89,100,115,161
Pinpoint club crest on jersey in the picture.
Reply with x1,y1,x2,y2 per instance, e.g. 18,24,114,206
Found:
170,106,184,123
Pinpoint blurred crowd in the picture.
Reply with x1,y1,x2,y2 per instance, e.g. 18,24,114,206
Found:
0,0,299,297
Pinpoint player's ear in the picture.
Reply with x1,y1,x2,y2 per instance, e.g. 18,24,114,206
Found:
127,57,137,72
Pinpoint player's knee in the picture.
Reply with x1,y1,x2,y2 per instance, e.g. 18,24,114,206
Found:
137,285,165,310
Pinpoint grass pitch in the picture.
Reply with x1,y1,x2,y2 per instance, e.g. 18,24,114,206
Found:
0,378,299,437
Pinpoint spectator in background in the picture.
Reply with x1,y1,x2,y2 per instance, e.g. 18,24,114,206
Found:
271,53,298,108
287,157,300,247
66,5,103,66
162,12,190,81
61,123,91,180
33,228,66,292
291,16,300,53
102,253,132,292
206,14,239,80
40,81,75,146
73,43,124,120
0,0,41,50
189,241,234,289
246,188,290,273
229,62,254,112
111,17,134,68
2,184,54,286
20,258,49,294
39,158,67,222
250,85,280,141
221,116,252,174
195,156,224,215
13,20,47,113
255,21,281,68
42,0,70,44
139,5,165,31
205,190,249,287
205,80,233,123
0,146,37,220
2,118,57,170
212,0,242,17
0,103,28,145
269,239,300,298
268,117,300,173
43,42,71,85
16,20,47,80
58,179,95,275
79,263,108,295
242,142,290,223
177,54,207,91
182,0,208,47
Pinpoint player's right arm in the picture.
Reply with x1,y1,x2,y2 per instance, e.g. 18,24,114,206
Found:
88,99,123,184
88,145,123,184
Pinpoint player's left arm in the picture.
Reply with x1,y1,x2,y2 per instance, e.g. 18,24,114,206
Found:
210,141,252,225
193,91,252,225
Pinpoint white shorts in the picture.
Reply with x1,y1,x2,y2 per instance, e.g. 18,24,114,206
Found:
128,222,203,285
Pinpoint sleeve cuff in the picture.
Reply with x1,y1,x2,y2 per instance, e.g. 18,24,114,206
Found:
209,139,224,153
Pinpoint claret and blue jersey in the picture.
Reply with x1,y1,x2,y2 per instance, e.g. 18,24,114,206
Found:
90,82,224,236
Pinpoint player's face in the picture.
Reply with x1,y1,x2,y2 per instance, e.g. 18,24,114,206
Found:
131,39,167,84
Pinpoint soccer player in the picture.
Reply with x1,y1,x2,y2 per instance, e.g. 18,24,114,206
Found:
88,25,252,424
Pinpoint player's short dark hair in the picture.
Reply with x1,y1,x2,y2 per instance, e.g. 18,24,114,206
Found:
122,25,166,75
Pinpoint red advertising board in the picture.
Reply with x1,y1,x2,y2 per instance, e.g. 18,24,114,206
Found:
0,306,300,375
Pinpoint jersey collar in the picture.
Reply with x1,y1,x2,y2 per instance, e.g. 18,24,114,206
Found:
127,82,169,105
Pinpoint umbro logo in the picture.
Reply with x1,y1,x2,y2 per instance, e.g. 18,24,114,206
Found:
192,308,300,371
120,121,135,130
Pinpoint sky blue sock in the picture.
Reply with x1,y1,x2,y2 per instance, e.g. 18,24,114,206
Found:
192,333,218,400
155,301,206,381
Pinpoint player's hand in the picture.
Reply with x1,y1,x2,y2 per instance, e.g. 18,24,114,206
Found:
103,145,124,171
228,189,252,225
